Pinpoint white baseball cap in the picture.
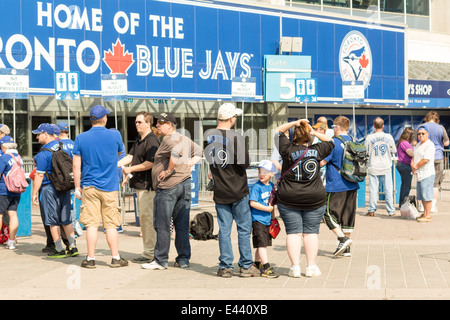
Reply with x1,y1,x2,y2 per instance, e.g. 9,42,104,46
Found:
257,160,277,173
217,103,243,120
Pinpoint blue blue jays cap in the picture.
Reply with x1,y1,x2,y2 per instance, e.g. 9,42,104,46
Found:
51,124,61,136
0,135,14,145
90,105,111,120
57,121,69,131
32,123,55,135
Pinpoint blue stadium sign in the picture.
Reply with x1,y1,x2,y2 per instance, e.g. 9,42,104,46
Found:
0,0,406,104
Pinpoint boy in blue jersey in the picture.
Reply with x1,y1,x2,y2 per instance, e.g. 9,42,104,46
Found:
320,116,359,257
73,105,127,269
31,123,78,258
249,160,279,278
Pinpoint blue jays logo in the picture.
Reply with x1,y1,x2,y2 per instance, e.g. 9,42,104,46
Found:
339,31,372,89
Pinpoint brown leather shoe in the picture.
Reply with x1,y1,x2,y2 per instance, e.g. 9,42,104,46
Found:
366,212,375,217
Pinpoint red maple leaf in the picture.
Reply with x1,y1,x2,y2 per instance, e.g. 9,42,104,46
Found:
359,53,369,69
103,39,134,75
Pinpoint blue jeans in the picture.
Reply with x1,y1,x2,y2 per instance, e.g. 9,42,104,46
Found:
396,162,412,206
153,179,191,268
368,173,394,215
215,195,253,269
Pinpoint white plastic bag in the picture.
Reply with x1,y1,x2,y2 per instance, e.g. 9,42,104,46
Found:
400,201,420,220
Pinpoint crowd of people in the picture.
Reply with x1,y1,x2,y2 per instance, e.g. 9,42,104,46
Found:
0,104,448,278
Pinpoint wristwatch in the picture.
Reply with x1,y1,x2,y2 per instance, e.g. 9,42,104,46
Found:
165,169,175,176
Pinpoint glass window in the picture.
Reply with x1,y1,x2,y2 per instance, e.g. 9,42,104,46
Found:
4,114,28,157
3,99,28,112
381,0,405,13
292,0,321,4
323,0,350,7
406,0,429,16
31,116,52,157
353,0,379,9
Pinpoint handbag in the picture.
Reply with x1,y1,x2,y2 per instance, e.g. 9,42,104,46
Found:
268,148,309,206
268,218,281,239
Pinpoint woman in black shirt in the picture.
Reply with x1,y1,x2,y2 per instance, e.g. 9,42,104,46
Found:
274,119,333,278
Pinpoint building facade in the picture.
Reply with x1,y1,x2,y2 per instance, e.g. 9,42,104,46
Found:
0,0,448,161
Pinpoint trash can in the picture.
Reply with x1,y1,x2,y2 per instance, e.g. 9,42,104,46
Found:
16,178,31,237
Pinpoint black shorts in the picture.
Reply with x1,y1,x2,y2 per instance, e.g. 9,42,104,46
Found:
252,221,272,248
323,190,357,233
0,195,20,213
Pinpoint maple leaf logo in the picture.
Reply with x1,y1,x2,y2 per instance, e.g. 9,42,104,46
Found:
359,53,369,69
103,38,134,75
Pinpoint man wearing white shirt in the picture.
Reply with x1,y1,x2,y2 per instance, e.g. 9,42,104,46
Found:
412,125,435,222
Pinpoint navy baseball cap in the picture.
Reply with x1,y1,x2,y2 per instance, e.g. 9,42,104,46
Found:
57,121,69,131
0,135,14,145
90,105,111,120
32,123,55,135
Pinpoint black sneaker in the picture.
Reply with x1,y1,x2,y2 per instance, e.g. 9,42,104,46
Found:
333,236,352,257
261,266,280,278
110,257,128,268
47,249,67,259
67,247,79,257
132,256,152,264
81,258,96,269
342,246,351,257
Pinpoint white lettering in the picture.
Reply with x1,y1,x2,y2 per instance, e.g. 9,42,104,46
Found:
76,40,100,74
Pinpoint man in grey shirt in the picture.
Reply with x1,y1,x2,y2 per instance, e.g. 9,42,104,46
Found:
141,112,202,271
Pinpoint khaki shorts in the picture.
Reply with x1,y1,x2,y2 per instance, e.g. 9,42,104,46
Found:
80,187,121,229
434,160,444,188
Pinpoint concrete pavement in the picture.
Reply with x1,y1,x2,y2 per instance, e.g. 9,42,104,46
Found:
2,190,450,301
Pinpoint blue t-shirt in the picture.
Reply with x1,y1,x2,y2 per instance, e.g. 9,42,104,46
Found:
0,153,22,197
324,135,360,193
73,127,125,192
60,138,75,158
423,122,447,160
34,140,60,186
249,180,274,226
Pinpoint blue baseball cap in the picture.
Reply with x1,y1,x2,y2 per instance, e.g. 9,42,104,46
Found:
57,121,69,131
90,105,111,120
0,135,14,145
51,124,61,136
417,125,429,132
32,123,55,135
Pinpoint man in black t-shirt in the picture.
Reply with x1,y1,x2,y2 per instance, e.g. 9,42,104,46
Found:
205,103,259,278
119,112,160,264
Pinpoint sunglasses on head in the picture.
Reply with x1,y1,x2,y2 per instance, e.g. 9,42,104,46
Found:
157,120,169,125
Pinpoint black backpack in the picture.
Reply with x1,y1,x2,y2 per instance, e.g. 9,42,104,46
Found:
42,142,74,192
189,212,218,241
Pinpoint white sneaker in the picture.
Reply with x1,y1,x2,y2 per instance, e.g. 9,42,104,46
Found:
305,265,321,277
141,260,167,270
6,240,16,250
289,265,301,278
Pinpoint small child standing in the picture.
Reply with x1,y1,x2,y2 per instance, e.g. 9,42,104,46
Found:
249,160,280,278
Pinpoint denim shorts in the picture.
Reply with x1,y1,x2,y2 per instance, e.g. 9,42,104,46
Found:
277,203,326,234
417,174,435,202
